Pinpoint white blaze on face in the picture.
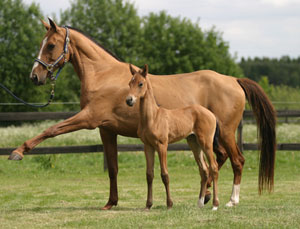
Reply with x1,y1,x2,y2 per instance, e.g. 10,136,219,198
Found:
30,36,48,77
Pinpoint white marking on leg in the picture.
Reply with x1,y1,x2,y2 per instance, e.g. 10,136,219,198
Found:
226,184,240,207
31,36,48,76
198,197,205,208
212,206,218,211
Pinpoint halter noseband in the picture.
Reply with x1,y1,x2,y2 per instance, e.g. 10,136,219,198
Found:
34,26,70,81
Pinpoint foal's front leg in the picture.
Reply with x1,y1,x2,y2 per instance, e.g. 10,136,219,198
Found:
9,109,93,160
157,143,173,209
144,144,155,210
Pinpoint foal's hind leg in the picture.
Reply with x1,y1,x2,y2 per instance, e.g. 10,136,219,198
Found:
156,143,173,209
187,135,211,205
202,145,219,210
186,135,209,208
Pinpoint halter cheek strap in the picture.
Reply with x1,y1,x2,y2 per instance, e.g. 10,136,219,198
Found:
35,26,70,81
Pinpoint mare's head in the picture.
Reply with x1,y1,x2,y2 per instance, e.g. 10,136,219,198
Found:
126,64,148,107
30,18,70,85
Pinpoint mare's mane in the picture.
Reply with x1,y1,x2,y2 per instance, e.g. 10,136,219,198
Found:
66,26,122,62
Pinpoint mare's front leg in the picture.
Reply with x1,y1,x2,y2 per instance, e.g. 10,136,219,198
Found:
157,143,173,209
144,144,155,210
9,109,93,160
100,128,118,210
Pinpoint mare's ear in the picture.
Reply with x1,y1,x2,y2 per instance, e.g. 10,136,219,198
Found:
48,18,58,32
141,64,148,78
41,19,50,31
129,64,137,76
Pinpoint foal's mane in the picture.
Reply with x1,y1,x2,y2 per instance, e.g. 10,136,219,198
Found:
66,26,123,62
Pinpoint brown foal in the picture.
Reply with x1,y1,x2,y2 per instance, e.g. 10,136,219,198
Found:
126,64,220,210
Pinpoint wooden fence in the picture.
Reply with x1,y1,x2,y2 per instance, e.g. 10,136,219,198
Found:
1,110,300,158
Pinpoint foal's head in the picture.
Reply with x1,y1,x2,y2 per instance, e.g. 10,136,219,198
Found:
126,64,148,107
30,18,70,85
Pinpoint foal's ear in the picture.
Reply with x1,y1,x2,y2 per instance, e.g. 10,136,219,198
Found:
141,64,148,78
129,64,137,76
48,18,58,32
41,19,50,31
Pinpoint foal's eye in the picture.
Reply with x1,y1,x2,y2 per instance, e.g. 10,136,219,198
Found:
138,82,143,87
47,44,55,50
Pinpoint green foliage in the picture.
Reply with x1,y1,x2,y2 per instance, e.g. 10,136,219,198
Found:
60,1,242,76
240,56,300,87
139,12,243,76
0,0,47,112
60,0,142,63
258,76,273,95
0,0,254,113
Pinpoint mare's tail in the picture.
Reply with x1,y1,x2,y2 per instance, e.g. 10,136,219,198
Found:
237,78,276,193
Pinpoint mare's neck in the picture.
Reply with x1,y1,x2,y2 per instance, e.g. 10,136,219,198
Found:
68,29,121,85
139,79,159,126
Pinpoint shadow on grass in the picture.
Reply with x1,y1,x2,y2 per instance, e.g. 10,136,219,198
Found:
4,205,164,213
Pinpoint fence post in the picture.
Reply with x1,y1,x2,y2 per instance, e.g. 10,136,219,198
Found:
237,119,243,152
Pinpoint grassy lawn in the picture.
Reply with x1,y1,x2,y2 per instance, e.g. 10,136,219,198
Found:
0,122,300,228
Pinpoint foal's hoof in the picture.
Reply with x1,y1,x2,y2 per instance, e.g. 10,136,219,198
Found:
204,193,211,205
8,152,23,160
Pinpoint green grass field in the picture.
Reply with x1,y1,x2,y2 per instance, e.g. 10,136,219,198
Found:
1,121,300,228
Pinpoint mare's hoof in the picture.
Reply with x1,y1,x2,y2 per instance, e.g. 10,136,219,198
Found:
204,193,211,204
144,207,151,211
212,206,218,211
101,204,114,210
8,152,23,161
225,200,238,207
101,201,117,210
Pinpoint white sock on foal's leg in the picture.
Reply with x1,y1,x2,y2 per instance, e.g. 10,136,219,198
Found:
226,184,240,207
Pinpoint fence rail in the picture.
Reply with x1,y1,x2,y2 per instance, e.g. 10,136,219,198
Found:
1,110,300,158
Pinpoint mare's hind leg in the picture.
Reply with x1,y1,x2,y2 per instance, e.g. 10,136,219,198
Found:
221,132,245,207
206,143,228,189
144,144,155,209
186,135,209,208
186,134,211,204
156,143,173,209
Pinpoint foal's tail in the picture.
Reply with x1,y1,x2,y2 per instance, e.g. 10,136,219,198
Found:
237,78,276,194
213,121,220,153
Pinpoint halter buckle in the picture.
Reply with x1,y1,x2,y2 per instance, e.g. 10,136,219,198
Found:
47,65,54,72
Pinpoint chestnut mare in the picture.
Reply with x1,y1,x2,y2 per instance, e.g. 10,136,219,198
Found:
126,64,220,210
9,19,276,210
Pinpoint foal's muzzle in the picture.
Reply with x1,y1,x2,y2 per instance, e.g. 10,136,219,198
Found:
126,96,135,107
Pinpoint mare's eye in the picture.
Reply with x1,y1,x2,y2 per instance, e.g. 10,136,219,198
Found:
138,82,143,87
47,44,55,50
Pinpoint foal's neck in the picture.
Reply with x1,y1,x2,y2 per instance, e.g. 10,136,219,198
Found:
139,79,159,126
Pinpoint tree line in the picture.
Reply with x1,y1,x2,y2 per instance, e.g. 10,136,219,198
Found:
0,0,299,112
239,56,300,88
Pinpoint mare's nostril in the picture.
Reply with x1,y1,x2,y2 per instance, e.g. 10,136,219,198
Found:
31,74,38,84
